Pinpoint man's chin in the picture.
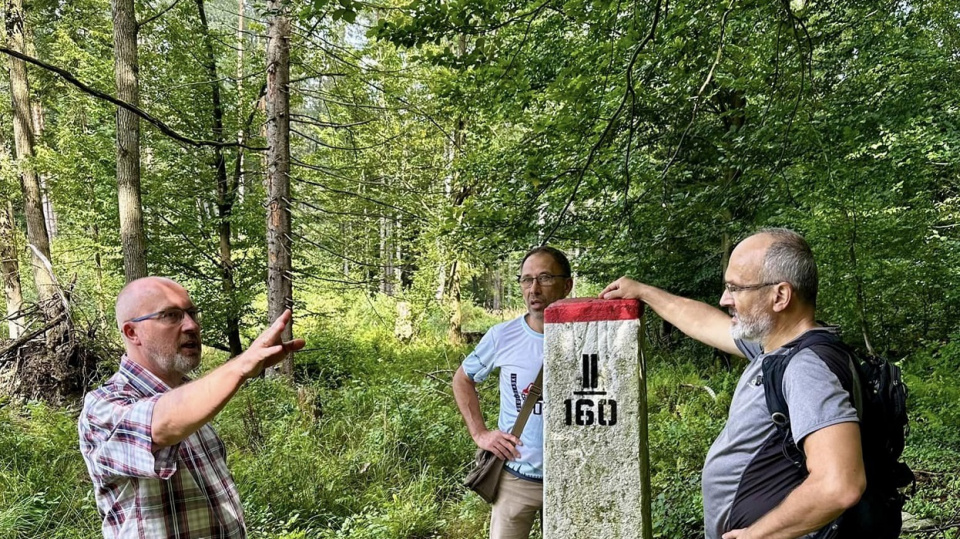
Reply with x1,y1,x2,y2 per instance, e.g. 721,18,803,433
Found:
730,323,766,343
173,353,201,375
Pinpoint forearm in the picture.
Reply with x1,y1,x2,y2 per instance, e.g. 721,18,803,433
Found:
634,283,741,356
452,367,488,441
151,360,246,447
733,423,866,539
739,477,849,539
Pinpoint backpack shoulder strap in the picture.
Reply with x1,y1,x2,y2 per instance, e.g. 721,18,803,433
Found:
762,330,858,430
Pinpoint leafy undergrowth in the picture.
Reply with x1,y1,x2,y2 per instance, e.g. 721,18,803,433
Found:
1,301,958,538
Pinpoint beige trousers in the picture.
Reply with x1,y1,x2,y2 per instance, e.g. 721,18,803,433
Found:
490,469,543,539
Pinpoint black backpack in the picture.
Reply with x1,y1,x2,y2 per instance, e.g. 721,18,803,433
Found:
761,330,915,539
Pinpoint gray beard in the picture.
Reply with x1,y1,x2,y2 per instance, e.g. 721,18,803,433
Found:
171,353,200,375
152,350,200,377
730,311,773,342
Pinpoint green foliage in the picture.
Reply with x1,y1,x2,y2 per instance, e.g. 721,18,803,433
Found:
899,334,960,529
0,403,100,539
3,0,960,536
3,317,960,537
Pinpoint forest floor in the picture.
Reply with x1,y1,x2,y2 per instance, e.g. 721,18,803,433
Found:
1,298,958,538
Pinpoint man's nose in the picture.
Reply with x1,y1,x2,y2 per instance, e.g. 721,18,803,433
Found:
181,312,200,331
719,289,733,307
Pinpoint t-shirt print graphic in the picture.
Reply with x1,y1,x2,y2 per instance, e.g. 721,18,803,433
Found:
511,373,543,415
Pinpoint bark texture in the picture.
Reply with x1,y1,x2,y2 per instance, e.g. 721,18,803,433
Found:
265,0,294,377
112,0,147,282
1,201,23,339
6,0,55,305
197,0,243,357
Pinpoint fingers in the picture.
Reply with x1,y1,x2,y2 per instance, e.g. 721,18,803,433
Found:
267,309,292,337
600,276,643,300
482,430,523,460
280,339,306,354
253,309,294,348
495,433,521,460
599,276,627,299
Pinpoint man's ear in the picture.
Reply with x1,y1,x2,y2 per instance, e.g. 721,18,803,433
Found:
771,283,793,313
564,278,574,298
121,322,141,345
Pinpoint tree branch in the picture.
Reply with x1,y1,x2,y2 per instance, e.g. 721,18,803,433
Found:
138,0,183,29
0,311,67,363
541,0,663,243
0,47,267,150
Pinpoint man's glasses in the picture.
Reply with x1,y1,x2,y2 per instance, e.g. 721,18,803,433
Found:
723,282,780,294
127,307,201,325
517,274,570,289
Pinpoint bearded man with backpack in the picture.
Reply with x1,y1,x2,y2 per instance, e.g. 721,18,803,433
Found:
601,228,910,539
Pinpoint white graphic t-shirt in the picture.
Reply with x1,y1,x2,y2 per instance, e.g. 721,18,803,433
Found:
461,315,544,480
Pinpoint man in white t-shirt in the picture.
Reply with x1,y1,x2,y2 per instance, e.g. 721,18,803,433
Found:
453,246,573,539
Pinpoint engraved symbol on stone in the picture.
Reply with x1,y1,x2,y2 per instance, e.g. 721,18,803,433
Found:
563,354,618,426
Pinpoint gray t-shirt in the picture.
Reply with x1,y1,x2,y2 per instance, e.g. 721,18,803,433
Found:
701,328,859,539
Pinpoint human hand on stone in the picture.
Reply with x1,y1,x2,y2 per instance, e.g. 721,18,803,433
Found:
474,429,522,461
599,276,644,300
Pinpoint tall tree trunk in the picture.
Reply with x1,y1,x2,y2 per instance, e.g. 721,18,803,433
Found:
1,201,24,339
265,0,293,378
30,98,57,240
446,34,469,344
236,0,246,200
847,209,876,355
4,0,80,402
196,0,243,357
112,0,147,282
20,15,57,241
491,265,502,311
716,88,746,279
91,222,107,329
6,0,56,307
380,214,394,296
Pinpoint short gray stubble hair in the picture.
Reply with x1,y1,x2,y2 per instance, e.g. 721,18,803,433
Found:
755,228,818,307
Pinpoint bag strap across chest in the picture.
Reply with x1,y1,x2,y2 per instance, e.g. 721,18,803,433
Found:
510,366,543,438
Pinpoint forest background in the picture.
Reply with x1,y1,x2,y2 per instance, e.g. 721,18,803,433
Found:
1,0,959,537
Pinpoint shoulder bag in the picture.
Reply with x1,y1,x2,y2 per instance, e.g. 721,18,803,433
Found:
463,366,544,503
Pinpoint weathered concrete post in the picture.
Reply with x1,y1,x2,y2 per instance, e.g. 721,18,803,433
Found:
543,298,652,539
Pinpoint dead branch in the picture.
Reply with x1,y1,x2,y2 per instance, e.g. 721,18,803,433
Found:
0,47,267,150
0,311,67,363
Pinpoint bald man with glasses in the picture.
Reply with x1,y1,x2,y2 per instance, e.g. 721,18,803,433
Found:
78,276,305,538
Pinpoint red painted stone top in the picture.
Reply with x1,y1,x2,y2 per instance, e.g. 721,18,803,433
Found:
544,298,643,324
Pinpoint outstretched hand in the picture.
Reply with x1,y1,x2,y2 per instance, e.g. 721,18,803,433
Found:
599,276,643,300
475,429,522,461
236,309,306,379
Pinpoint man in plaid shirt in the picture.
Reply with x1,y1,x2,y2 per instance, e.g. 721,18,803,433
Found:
79,277,305,538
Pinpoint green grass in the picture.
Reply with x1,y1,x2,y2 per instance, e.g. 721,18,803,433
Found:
1,298,957,538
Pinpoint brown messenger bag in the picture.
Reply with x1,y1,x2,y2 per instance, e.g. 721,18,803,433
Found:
463,366,543,503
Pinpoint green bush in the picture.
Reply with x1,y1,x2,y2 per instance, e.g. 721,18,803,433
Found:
2,318,959,538
0,403,100,539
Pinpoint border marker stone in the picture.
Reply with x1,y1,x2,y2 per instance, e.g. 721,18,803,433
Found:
543,298,652,538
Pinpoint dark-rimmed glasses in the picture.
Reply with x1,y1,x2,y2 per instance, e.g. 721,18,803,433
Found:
127,307,201,325
517,274,570,289
723,282,780,294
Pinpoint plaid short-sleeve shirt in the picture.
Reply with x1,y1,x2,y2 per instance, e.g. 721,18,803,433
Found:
78,357,246,538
